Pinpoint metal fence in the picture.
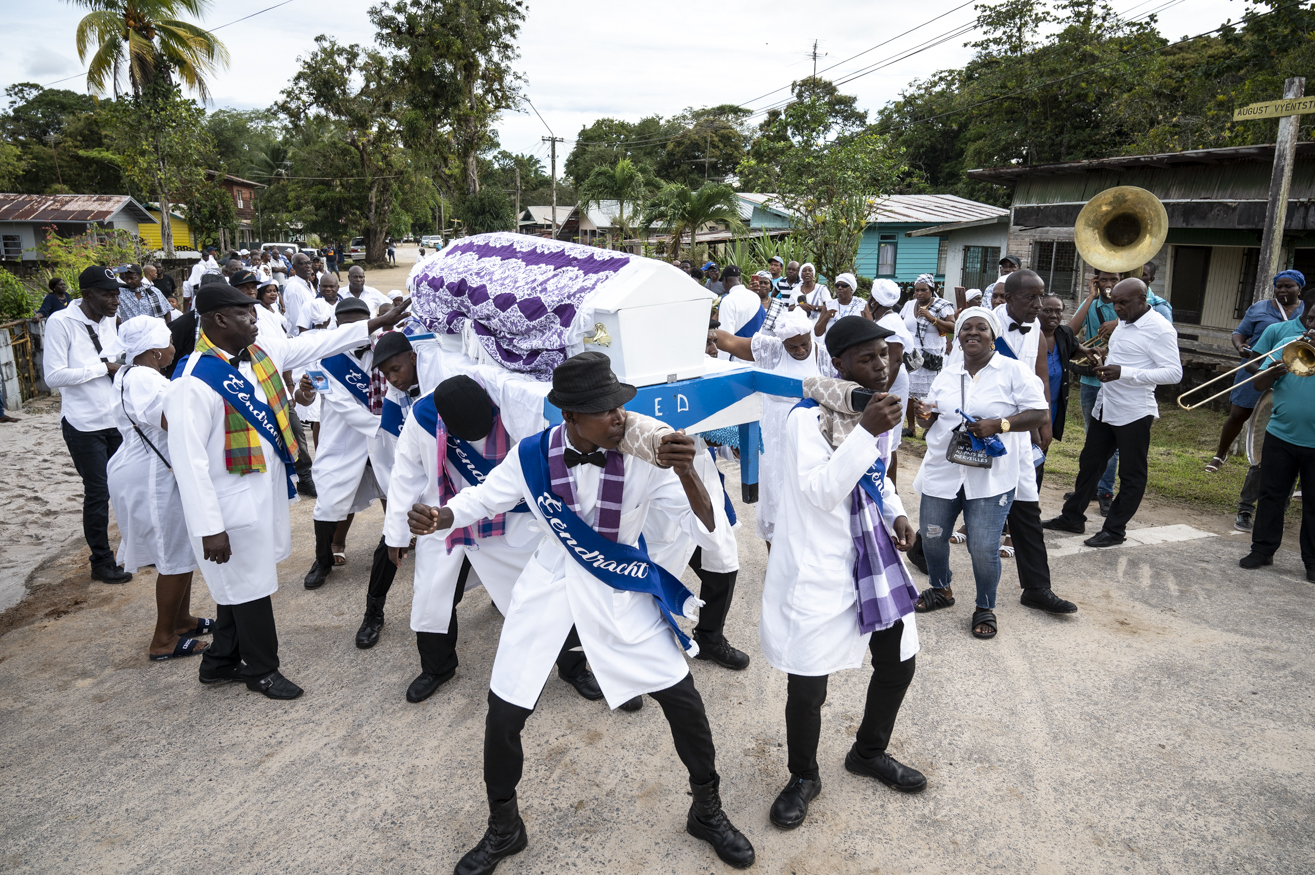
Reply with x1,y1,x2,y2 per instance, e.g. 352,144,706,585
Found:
0,319,38,402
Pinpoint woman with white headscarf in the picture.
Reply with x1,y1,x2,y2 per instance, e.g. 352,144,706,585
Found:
714,307,830,544
820,272,868,328
795,262,831,322
910,307,1049,640
105,316,212,661
900,274,956,414
869,279,914,474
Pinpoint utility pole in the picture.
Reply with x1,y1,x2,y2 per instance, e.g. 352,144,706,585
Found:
1253,76,1306,303
543,135,564,240
514,167,521,234
45,134,62,188
812,39,819,78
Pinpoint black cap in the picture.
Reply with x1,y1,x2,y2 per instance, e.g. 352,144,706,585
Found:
372,331,412,367
78,265,120,292
335,296,371,318
824,315,893,358
195,282,257,314
433,375,494,440
199,273,229,288
547,351,637,414
118,263,143,276
722,265,741,278
1000,254,1021,267
230,269,258,287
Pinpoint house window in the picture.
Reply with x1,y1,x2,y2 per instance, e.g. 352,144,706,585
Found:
1031,240,1077,298
936,238,949,276
236,190,244,209
1,234,21,260
877,234,897,276
1234,248,1260,319
1169,245,1211,326
961,245,1000,292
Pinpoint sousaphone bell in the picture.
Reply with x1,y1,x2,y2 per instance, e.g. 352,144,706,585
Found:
1073,185,1169,275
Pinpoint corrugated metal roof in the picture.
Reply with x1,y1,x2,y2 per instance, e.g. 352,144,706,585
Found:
521,205,573,224
868,194,1009,224
968,143,1315,182
0,194,156,225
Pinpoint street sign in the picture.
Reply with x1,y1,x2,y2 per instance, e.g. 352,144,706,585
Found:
1233,96,1315,121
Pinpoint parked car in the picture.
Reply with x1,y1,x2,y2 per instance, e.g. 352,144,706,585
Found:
349,237,367,259
420,234,442,248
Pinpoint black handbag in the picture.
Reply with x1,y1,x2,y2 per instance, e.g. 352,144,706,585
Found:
945,375,994,468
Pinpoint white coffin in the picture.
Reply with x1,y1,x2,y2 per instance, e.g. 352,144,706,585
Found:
582,258,715,387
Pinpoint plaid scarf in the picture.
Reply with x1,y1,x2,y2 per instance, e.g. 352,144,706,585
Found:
195,332,299,475
368,357,387,415
850,484,919,634
438,406,513,552
548,424,625,542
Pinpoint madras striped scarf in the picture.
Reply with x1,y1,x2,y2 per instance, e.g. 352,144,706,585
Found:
548,424,625,542
195,332,300,476
438,406,513,552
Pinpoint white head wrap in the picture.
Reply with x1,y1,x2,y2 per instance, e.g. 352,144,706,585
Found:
914,273,936,288
800,262,816,281
996,274,1010,286
772,308,814,341
755,270,773,281
834,272,857,290
965,288,983,302
871,278,901,307
103,315,171,363
954,306,1002,340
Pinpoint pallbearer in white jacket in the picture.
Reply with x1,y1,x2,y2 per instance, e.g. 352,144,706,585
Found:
166,282,411,700
409,353,755,875
759,316,926,831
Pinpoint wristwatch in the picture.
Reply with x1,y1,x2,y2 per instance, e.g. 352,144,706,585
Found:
1000,418,1011,433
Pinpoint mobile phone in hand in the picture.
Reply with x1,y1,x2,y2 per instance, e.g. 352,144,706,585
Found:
851,387,875,410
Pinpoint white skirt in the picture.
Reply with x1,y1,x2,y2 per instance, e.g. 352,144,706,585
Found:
108,437,197,576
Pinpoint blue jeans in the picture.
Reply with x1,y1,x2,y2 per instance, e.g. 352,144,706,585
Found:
920,488,1015,609
1079,382,1118,496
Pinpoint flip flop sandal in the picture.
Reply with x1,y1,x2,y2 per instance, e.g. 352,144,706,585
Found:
999,545,1016,558
332,547,347,567
971,609,997,640
1205,455,1226,473
184,618,215,637
949,532,968,545
150,637,208,662
915,586,955,613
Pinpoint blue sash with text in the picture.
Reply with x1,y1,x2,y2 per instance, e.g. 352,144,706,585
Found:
321,353,372,408
380,398,406,437
519,429,699,654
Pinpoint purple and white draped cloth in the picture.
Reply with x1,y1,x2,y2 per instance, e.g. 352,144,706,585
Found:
409,233,634,381
547,425,625,541
849,481,919,635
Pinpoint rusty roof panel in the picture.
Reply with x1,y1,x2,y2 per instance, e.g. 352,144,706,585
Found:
0,194,155,225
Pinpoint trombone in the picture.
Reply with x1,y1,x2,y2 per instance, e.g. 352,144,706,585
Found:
1071,331,1111,366
1176,336,1315,410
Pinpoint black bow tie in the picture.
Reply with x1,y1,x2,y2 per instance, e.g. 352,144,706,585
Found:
564,448,607,469
227,349,252,367
407,386,421,399
1009,322,1032,334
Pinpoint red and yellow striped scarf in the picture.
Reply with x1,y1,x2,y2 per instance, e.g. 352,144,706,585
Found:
196,332,300,476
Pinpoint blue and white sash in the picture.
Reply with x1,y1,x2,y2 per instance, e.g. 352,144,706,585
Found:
380,397,407,437
321,353,372,408
186,353,297,499
994,337,1018,360
519,429,701,655
447,433,529,514
734,305,766,338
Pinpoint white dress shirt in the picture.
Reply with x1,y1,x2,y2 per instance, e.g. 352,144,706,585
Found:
345,284,393,317
716,284,763,359
1094,308,1182,426
913,353,1049,501
42,303,119,432
282,275,315,336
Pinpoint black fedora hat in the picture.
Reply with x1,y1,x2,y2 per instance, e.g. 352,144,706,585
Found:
548,351,636,414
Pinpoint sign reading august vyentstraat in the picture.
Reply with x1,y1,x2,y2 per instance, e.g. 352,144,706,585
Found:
1233,97,1315,121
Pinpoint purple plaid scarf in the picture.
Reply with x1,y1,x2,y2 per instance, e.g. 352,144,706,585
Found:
438,406,513,552
849,468,919,635
548,424,625,542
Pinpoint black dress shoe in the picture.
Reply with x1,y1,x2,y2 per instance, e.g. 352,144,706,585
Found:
303,559,330,589
91,564,132,583
454,794,528,875
297,478,317,498
907,533,928,574
198,664,245,685
406,669,455,703
1041,516,1085,534
1063,491,1076,501
1020,588,1078,613
620,696,643,712
355,597,385,649
769,774,821,830
844,747,927,793
247,671,303,699
558,664,604,700
1239,551,1274,569
694,638,751,671
1084,530,1125,548
1098,492,1113,517
686,776,755,868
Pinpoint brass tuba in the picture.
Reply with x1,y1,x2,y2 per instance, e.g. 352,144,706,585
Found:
1073,185,1169,274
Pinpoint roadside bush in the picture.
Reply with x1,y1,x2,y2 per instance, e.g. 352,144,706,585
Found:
0,269,39,320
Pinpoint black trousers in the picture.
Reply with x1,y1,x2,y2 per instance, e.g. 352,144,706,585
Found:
690,547,738,646
1007,496,1053,592
367,536,397,601
484,673,717,803
287,408,314,483
1059,415,1153,538
416,558,587,679
784,621,914,782
61,419,122,568
200,596,280,681
1251,432,1315,567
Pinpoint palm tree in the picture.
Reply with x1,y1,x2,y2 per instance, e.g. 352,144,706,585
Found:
70,0,229,101
576,157,650,249
644,182,744,261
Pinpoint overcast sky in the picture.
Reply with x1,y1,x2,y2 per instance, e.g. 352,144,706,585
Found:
6,0,1249,173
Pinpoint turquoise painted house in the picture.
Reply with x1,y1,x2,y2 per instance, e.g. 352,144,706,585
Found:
736,193,1009,287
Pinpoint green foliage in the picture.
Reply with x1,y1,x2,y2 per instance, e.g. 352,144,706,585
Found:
0,85,123,195
179,176,236,249
643,182,743,260
0,84,96,142
577,157,652,247
0,270,39,320
458,187,515,234
205,109,279,177
565,116,676,188
565,106,753,189
38,228,144,296
0,143,27,190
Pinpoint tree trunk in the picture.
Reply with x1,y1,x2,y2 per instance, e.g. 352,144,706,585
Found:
156,153,174,257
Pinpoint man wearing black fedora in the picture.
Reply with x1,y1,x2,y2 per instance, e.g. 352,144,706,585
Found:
408,351,755,873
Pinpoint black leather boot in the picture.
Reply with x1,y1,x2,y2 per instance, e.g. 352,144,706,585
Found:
355,596,386,649
453,794,528,875
685,775,755,869
304,520,336,589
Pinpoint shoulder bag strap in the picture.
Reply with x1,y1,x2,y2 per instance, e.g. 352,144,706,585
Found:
84,323,103,354
119,366,172,470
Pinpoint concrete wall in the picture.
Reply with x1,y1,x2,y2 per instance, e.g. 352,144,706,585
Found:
942,223,1011,288
0,327,20,412
0,224,39,261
